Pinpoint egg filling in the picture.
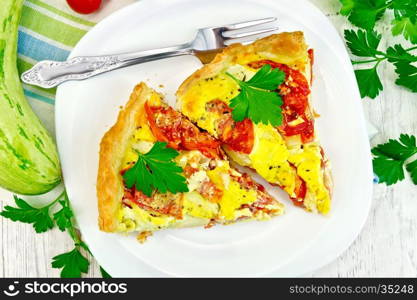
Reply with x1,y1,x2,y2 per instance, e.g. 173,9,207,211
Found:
179,55,331,213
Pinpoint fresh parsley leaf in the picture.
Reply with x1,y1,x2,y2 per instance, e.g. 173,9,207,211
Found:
229,83,283,125
372,134,417,160
53,199,73,232
344,29,384,98
228,91,249,122
373,157,405,185
354,67,383,98
393,61,417,92
243,63,286,90
0,196,54,233
391,0,417,43
344,29,382,57
51,248,90,278
386,44,417,63
372,134,417,185
340,0,389,31
406,159,417,184
100,267,112,278
226,64,285,126
392,0,417,22
340,0,355,16
122,142,189,197
391,17,417,44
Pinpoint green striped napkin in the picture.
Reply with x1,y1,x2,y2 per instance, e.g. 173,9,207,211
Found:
18,0,135,134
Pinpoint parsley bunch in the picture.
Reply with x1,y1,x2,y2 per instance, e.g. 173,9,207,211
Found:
0,191,110,278
226,64,286,126
339,0,417,99
345,29,417,98
372,134,417,185
340,0,417,44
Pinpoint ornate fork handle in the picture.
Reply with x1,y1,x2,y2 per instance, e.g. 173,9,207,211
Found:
21,44,192,89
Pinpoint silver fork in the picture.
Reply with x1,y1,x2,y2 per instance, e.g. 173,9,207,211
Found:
21,17,278,89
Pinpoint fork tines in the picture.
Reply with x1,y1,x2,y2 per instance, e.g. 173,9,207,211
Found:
221,17,278,44
224,17,277,30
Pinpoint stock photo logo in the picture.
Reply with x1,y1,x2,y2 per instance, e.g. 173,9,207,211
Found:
3,281,20,297
1,280,128,297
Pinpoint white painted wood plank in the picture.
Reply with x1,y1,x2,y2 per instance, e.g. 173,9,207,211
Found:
0,188,101,277
309,0,417,277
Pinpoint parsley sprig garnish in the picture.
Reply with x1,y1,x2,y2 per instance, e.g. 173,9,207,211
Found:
226,64,286,126
1,190,110,278
340,0,417,44
0,195,56,233
372,134,417,185
51,247,89,278
122,141,189,197
344,29,417,98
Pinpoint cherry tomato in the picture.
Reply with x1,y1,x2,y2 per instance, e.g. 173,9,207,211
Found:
66,0,102,14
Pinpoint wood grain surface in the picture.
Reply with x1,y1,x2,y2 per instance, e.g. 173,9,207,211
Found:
1,0,416,277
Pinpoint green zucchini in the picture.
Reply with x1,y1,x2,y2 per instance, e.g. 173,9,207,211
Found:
0,0,61,195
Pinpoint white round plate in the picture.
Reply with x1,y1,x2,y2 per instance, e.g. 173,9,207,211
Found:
55,0,373,277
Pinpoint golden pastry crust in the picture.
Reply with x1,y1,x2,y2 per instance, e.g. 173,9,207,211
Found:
97,83,152,232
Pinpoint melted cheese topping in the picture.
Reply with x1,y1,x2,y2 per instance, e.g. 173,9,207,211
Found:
206,161,257,221
250,124,297,196
182,191,218,219
288,143,331,214
133,124,155,142
118,205,175,232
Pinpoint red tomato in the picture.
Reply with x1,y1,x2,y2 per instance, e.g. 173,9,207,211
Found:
205,99,255,154
122,186,183,219
144,102,222,159
222,118,254,154
66,0,102,14
282,118,314,143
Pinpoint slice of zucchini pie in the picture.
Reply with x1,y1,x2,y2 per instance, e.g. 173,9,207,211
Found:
97,83,284,240
176,32,332,214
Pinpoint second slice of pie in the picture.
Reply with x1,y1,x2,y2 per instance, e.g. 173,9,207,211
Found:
176,32,332,214
97,83,284,238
